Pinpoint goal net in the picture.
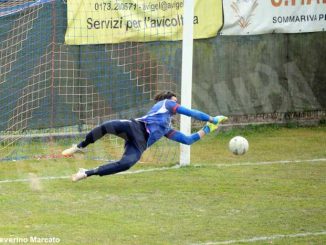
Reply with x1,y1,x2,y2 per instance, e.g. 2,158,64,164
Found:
0,0,184,164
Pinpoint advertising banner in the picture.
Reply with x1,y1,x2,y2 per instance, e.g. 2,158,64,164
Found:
221,0,326,35
65,0,223,45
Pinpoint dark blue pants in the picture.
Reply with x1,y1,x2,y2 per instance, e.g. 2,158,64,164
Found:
79,120,148,176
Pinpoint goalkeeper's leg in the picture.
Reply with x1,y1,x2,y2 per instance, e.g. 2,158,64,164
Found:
62,120,131,157
72,142,142,181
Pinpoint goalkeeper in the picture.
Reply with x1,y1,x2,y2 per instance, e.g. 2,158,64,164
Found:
62,91,228,182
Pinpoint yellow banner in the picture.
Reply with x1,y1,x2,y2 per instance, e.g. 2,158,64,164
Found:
65,0,223,45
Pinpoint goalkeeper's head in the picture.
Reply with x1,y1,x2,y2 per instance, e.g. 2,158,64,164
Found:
154,91,178,102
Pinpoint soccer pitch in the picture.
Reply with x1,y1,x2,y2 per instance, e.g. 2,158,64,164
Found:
0,125,325,244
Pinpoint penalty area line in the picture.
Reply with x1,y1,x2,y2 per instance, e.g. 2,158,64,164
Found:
0,158,324,184
0,165,181,184
191,231,326,245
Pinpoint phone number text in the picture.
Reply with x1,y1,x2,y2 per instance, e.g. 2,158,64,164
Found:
94,1,184,12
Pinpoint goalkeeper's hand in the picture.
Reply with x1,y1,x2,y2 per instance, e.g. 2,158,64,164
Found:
203,116,228,134
212,115,228,125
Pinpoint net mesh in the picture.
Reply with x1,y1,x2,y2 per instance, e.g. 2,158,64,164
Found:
0,0,181,163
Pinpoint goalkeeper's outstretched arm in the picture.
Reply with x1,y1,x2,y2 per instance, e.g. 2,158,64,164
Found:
165,122,219,145
167,100,224,125
175,105,216,123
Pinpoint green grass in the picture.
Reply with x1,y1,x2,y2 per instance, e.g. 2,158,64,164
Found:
0,125,325,244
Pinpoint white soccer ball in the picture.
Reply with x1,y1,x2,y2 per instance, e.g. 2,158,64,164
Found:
229,136,249,155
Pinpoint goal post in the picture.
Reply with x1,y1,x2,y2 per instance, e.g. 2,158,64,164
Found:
180,0,195,166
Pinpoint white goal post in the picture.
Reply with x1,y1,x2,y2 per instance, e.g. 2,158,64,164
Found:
180,0,195,166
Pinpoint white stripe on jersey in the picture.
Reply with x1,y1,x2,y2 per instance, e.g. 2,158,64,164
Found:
140,100,168,119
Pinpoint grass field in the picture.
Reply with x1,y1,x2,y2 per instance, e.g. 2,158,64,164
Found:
0,125,325,244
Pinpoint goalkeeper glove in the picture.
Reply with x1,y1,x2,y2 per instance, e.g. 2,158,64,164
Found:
203,116,228,134
212,115,228,125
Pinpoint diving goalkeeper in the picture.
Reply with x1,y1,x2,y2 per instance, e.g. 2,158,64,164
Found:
62,91,228,182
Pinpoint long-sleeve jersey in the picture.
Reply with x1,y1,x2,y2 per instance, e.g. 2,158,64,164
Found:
137,99,211,148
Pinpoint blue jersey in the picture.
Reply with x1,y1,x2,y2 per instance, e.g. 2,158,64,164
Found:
137,99,212,148
137,99,179,147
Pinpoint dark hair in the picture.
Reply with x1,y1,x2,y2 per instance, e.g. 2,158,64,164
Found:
154,91,177,102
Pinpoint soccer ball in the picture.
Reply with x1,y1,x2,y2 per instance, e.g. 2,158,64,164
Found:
229,136,249,155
